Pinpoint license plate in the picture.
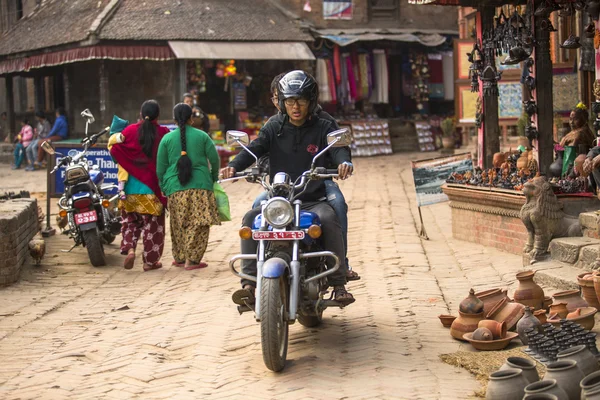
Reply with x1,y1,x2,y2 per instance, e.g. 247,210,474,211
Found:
74,210,97,225
252,231,305,240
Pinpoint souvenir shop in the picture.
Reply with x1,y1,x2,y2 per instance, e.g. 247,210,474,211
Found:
312,35,456,154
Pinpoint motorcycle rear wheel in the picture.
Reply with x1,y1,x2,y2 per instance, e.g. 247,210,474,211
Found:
83,228,107,267
260,276,289,372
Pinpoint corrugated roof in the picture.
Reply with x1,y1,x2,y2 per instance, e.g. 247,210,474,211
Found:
0,0,111,56
99,0,312,42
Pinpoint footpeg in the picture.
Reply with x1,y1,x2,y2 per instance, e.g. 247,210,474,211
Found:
237,304,253,315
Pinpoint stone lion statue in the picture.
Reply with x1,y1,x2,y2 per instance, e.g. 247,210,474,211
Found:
520,176,582,261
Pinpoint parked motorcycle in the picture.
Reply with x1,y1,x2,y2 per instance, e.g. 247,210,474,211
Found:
221,128,352,372
41,109,121,267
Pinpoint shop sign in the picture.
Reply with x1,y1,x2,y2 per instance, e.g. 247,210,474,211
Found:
323,0,353,20
411,153,473,207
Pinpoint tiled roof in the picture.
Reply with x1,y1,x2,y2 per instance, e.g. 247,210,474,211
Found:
0,0,110,56
99,0,312,42
0,0,312,57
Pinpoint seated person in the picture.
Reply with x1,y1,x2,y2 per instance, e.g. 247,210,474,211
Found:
221,70,355,305
560,103,595,150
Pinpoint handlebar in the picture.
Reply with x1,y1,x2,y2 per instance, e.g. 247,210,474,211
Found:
50,127,109,174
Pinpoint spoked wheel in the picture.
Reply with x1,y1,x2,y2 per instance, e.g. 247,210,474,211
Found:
260,276,289,372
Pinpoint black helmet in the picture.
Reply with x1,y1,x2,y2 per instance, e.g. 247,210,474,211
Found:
277,70,318,114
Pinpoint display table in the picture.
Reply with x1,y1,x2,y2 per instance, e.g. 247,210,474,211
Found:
339,119,393,157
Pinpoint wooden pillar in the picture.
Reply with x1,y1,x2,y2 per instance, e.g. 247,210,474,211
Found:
479,6,500,169
533,3,554,174
34,75,45,113
5,75,15,141
99,60,109,125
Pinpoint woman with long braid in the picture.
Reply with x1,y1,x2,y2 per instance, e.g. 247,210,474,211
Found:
110,100,170,271
157,103,220,270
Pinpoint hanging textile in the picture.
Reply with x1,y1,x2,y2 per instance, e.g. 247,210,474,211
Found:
333,45,342,85
316,58,332,103
345,54,358,100
339,53,349,105
326,59,337,104
351,50,363,100
428,53,444,99
370,49,389,104
358,53,369,98
442,52,454,101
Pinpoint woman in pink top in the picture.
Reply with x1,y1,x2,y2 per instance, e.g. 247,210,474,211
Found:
12,119,33,170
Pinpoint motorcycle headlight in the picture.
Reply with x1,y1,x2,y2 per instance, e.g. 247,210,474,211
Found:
263,197,294,228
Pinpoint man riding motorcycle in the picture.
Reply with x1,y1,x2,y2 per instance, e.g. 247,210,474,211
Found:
252,73,360,282
221,70,355,305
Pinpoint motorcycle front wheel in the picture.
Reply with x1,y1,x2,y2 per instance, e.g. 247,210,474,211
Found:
83,228,107,267
260,276,289,372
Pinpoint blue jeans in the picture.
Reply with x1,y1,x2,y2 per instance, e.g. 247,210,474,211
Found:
13,143,25,168
26,139,39,166
251,180,349,258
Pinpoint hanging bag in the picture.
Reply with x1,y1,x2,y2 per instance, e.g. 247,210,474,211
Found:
213,182,231,222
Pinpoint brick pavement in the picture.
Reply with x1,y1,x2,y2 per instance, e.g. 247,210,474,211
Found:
0,154,557,399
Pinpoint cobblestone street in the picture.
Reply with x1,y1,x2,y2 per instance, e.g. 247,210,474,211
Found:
0,153,543,399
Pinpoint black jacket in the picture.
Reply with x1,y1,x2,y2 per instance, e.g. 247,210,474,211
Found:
229,113,351,202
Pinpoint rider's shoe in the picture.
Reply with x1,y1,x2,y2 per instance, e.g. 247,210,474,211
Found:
333,286,355,306
346,264,361,281
232,285,255,305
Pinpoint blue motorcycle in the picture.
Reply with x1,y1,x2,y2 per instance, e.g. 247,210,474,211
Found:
41,110,121,267
222,128,352,372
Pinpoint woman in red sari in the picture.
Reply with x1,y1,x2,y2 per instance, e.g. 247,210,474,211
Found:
110,100,170,271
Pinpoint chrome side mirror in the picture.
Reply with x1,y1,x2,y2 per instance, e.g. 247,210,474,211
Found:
41,141,55,155
327,128,352,147
80,109,95,124
226,130,249,147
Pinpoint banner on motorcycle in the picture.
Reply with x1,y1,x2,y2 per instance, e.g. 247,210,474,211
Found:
411,153,473,207
49,143,119,197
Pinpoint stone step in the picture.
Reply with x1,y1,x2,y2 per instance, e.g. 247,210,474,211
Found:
581,211,600,239
549,237,600,267
531,259,584,291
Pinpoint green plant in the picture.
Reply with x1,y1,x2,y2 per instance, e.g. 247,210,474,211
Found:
441,117,456,138
517,113,528,137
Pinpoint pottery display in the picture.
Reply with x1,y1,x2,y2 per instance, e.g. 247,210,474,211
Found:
549,303,569,319
580,370,600,399
578,273,600,310
460,288,485,314
553,290,589,312
450,311,484,341
567,307,597,331
463,331,518,351
517,150,530,170
534,309,548,324
544,296,553,311
557,345,599,376
476,288,509,316
524,380,568,400
522,394,559,400
473,327,493,341
544,360,585,400
585,385,600,400
499,357,540,384
438,314,456,328
517,307,542,344
567,308,582,319
548,150,564,178
592,275,600,311
514,270,545,310
485,368,529,400
478,319,507,340
487,297,526,331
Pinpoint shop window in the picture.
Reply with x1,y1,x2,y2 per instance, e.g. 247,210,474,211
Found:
369,0,399,21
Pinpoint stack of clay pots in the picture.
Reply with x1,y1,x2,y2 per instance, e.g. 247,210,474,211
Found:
487,344,600,400
578,272,600,310
450,289,485,341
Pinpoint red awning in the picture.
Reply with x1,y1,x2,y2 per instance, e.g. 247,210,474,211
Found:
0,45,174,75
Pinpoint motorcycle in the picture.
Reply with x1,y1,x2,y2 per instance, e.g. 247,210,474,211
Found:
221,128,352,372
41,109,121,267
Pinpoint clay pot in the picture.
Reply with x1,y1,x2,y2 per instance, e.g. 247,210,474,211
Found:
567,308,582,319
586,385,600,400
553,290,589,312
514,270,545,310
544,360,585,400
549,150,565,178
534,309,548,324
566,306,597,331
580,370,600,399
518,307,542,344
557,345,599,376
459,288,485,314
485,368,529,400
450,311,484,341
579,273,600,310
517,150,530,170
592,275,600,311
544,296,553,311
493,152,507,168
478,319,507,339
524,380,569,400
438,314,456,328
549,303,569,319
487,297,526,331
522,394,559,400
500,357,540,384
476,288,509,316
473,327,493,341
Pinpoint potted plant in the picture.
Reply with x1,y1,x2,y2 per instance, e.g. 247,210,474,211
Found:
441,117,456,149
517,112,529,148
